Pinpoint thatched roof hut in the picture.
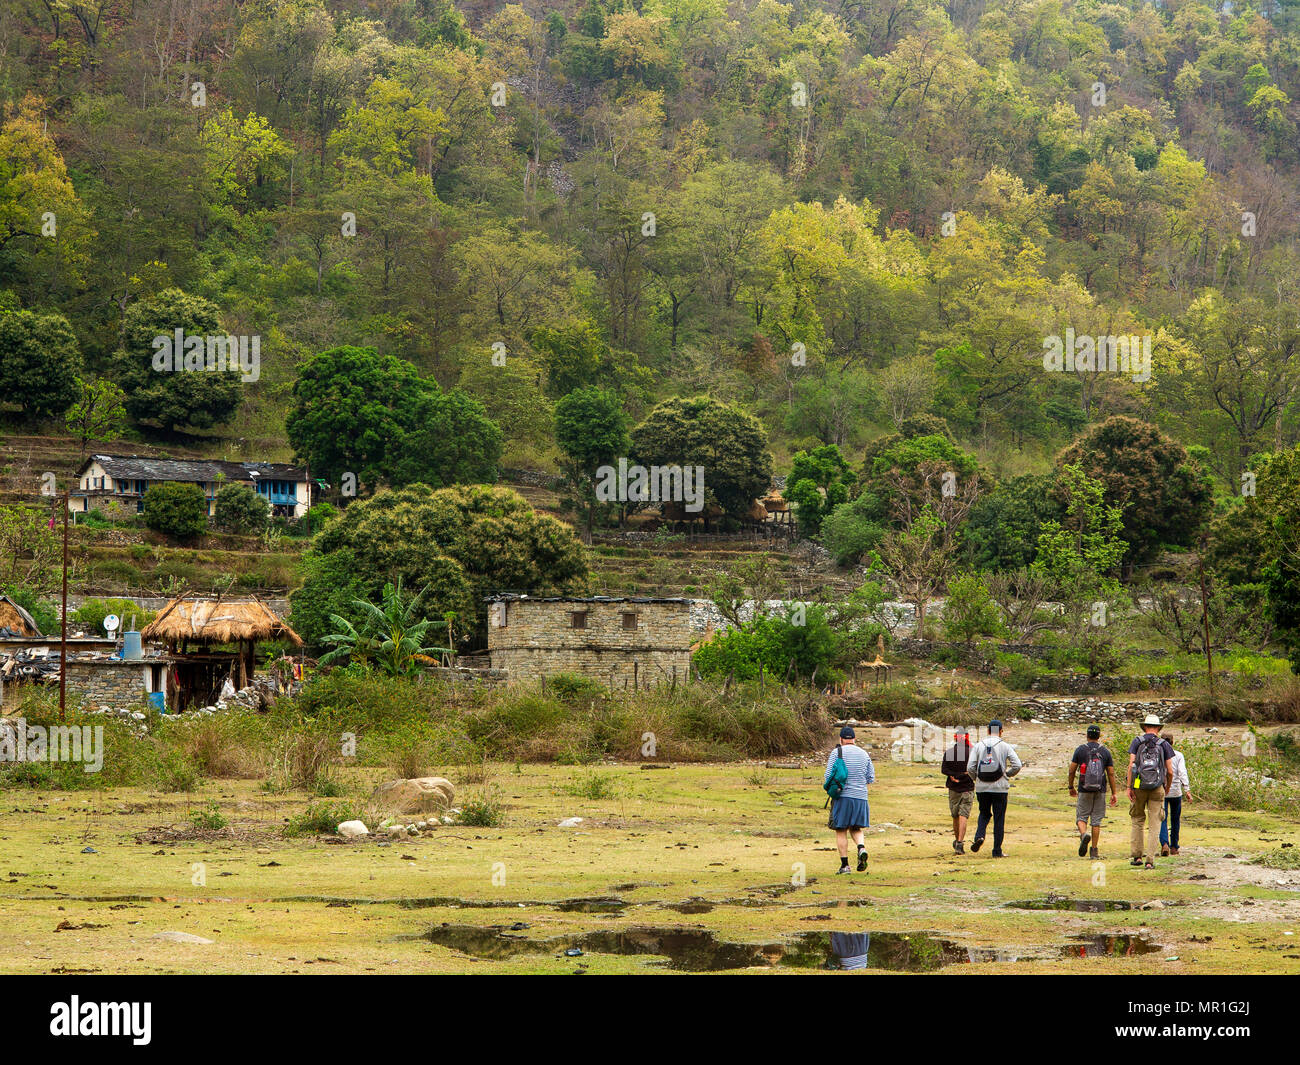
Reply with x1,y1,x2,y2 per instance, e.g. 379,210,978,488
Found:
0,595,42,638
142,596,303,647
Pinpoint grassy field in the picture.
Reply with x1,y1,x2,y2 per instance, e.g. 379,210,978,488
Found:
2,721,1297,975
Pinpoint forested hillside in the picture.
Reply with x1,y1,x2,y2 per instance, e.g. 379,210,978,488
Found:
4,0,1300,664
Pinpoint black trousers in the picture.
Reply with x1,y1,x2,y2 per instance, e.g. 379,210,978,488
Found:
975,792,1008,850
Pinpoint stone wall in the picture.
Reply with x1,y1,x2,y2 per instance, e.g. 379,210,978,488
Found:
63,661,154,708
488,599,693,686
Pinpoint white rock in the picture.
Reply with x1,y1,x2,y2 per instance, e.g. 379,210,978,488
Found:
387,825,406,838
558,817,584,828
336,820,369,838
153,931,213,944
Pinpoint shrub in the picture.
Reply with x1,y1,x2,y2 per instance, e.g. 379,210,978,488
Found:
143,483,209,540
693,609,839,683
286,800,367,836
546,672,607,704
458,789,504,827
189,801,228,831
214,482,270,535
941,572,1004,646
73,597,156,634
563,769,618,800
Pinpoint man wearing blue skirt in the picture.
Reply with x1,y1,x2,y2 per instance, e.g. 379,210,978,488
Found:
824,726,876,874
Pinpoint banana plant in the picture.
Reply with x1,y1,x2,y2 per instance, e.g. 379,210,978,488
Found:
319,578,451,675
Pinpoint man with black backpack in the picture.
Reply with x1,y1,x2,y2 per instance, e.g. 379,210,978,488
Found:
965,719,1022,857
1127,714,1176,870
941,728,975,854
1068,725,1117,859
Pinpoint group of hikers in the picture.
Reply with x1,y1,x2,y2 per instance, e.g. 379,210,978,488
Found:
822,714,1192,873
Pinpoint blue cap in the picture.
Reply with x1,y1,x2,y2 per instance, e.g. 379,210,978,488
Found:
988,719,1003,731
839,726,855,739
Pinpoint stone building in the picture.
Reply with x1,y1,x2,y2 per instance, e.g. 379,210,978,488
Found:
485,595,694,687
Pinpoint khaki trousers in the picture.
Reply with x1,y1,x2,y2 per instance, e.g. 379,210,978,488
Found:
1129,787,1166,861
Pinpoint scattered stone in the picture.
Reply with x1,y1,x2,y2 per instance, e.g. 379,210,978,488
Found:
1141,900,1165,910
80,846,96,854
558,817,584,828
336,820,369,839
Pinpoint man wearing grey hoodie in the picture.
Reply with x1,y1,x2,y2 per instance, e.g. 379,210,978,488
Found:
966,719,1022,857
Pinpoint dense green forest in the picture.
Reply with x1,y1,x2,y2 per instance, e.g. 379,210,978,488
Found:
4,0,1300,666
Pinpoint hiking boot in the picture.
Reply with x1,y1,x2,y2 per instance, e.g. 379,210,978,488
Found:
1078,832,1089,857
970,836,984,853
1161,844,1170,856
856,849,869,873
1170,846,1180,855
836,865,850,875
954,840,965,855
991,849,1005,858
1089,847,1099,860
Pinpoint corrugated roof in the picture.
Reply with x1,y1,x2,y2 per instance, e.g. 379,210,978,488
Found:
80,454,307,482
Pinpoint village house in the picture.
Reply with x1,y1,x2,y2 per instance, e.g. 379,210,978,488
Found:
70,454,314,519
141,594,302,711
485,594,694,688
1,595,301,713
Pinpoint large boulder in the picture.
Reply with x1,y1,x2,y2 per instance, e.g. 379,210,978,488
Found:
372,777,455,815
337,820,369,838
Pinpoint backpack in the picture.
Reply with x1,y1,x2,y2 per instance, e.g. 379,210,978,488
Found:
1080,742,1107,793
1134,733,1166,790
975,740,1004,783
824,746,848,801
941,741,971,778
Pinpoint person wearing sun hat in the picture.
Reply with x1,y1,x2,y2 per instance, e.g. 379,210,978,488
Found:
1127,713,1175,869
823,725,876,874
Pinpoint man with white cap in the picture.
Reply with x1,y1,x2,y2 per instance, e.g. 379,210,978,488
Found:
1127,713,1175,869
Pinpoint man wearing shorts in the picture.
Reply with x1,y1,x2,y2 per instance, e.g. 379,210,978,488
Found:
941,728,975,854
1068,724,1117,859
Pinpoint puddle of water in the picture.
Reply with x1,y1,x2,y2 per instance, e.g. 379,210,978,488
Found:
426,923,774,970
425,923,1160,971
662,900,715,914
556,896,627,913
1007,897,1134,912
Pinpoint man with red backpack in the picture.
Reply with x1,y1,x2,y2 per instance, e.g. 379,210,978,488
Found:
1127,714,1176,870
940,728,975,854
1068,725,1117,860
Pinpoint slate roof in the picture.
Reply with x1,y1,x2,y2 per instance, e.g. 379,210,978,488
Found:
77,454,308,483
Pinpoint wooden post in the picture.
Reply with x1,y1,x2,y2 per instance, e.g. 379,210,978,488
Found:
59,488,69,722
1198,553,1215,696
633,660,638,690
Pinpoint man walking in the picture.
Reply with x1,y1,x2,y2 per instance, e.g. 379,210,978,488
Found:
1068,724,1117,859
1159,734,1192,856
1127,714,1175,870
966,719,1021,857
941,728,975,854
823,726,875,874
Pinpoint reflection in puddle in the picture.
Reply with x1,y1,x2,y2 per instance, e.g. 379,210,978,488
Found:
425,923,1160,971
